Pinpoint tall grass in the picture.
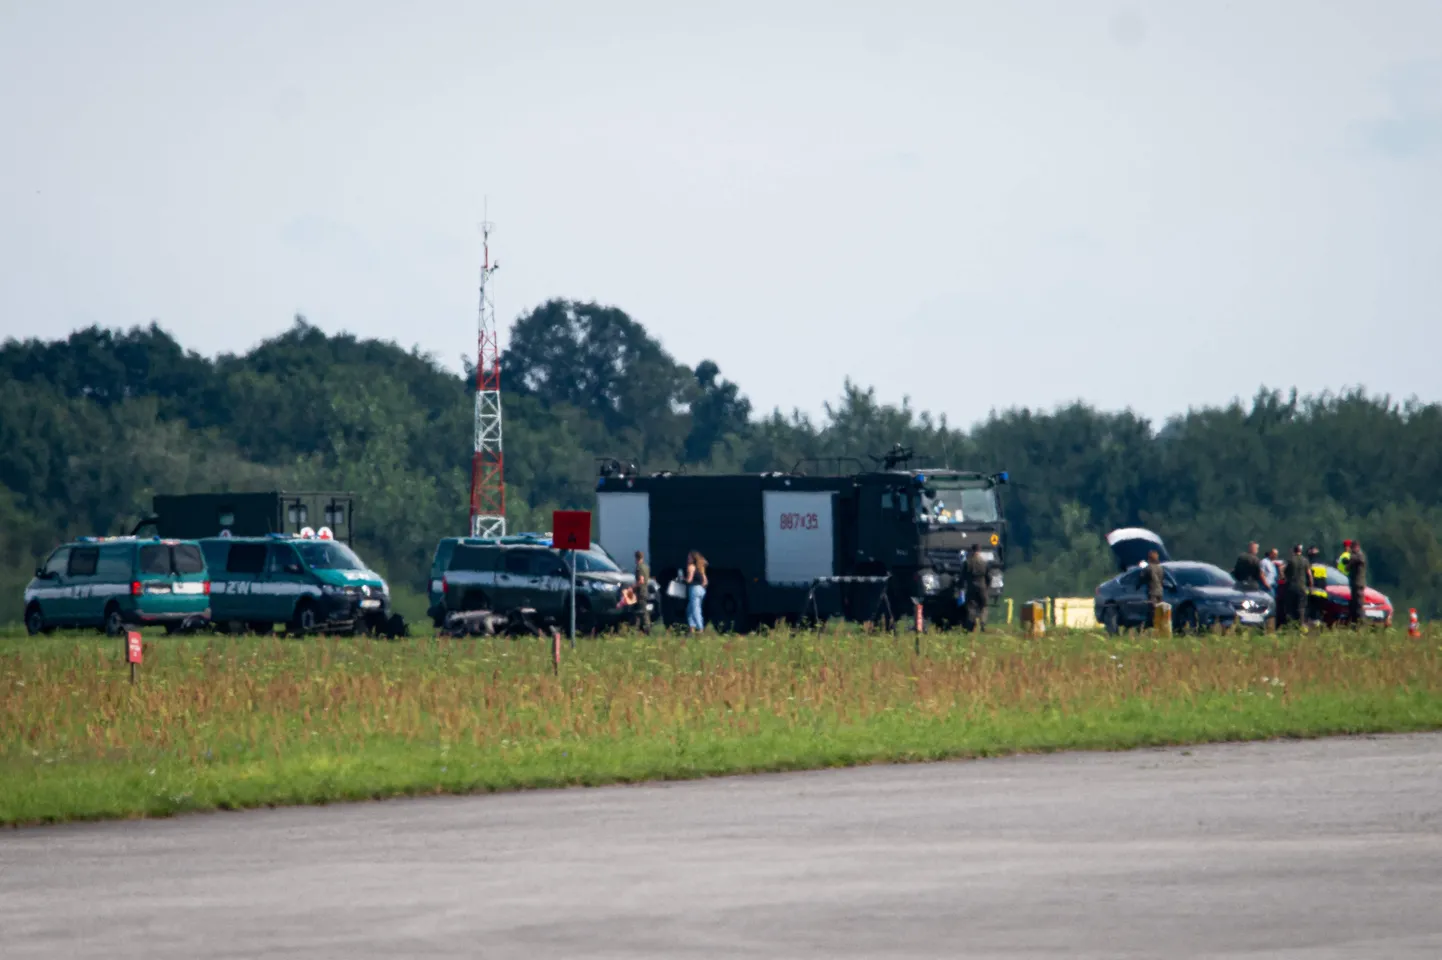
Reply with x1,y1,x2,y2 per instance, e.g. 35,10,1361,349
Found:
3,624,1440,825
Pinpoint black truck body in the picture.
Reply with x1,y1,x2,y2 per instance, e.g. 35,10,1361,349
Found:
595,462,1007,631
138,492,357,545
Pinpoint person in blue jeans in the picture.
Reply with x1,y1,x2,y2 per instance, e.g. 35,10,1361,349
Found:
685,551,708,633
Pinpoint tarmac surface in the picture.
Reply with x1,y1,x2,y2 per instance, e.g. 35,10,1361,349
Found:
3,733,1442,959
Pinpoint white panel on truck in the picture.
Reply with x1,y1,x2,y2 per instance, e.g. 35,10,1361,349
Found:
597,492,650,569
762,490,835,586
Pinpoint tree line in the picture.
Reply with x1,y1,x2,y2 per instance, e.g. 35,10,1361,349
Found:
4,299,1441,623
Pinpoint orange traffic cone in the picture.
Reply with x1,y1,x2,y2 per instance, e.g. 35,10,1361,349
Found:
1408,609,1421,638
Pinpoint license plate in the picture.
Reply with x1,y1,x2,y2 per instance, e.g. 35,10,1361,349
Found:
1365,609,1386,620
360,599,381,609
144,585,171,594
1239,612,1264,625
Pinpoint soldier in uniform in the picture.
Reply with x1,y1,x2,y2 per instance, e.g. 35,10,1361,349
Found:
1347,539,1368,627
1146,550,1166,627
1232,542,1264,591
1283,544,1312,628
633,550,651,634
964,544,990,632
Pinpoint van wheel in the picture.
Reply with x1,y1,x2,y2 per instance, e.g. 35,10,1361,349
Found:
1174,603,1199,634
289,602,318,637
1101,604,1120,635
25,604,46,636
102,603,125,637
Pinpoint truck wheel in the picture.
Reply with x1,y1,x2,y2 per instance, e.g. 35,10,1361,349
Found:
102,603,125,637
289,601,318,637
708,583,748,634
25,603,46,637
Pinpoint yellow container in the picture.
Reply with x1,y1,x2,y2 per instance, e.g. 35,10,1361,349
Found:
1153,601,1173,636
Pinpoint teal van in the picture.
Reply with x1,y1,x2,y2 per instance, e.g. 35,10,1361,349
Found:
198,533,400,636
24,537,212,636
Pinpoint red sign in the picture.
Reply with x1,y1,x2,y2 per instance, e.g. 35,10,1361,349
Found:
126,630,143,665
552,510,592,552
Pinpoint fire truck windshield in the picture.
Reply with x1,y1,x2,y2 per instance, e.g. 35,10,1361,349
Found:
917,483,999,524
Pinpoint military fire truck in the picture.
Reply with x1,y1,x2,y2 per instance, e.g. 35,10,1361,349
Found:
594,447,1009,632
135,491,357,544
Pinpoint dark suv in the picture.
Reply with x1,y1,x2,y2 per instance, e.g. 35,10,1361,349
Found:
428,537,658,633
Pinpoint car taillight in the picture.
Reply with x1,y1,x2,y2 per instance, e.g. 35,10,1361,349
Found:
202,581,211,595
130,581,142,596
442,577,449,595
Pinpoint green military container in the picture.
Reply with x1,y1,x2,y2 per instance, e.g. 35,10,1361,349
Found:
138,492,357,544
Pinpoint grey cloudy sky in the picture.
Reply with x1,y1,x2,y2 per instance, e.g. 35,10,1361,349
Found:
2,0,1439,428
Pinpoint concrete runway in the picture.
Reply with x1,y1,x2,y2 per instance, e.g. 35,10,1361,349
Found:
4,734,1442,959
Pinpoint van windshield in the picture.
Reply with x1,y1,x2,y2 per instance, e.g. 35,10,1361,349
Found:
296,541,365,570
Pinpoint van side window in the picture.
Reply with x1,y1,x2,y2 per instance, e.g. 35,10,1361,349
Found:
43,548,71,577
503,552,533,576
450,545,494,572
267,544,301,574
226,543,267,575
95,545,132,580
139,545,171,574
68,547,99,577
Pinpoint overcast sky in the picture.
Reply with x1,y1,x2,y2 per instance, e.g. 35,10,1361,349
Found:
2,1,1439,428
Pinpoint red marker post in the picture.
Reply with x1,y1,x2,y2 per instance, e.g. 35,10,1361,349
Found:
125,630,143,684
552,510,592,650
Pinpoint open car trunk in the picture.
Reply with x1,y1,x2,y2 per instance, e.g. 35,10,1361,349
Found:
1106,527,1170,572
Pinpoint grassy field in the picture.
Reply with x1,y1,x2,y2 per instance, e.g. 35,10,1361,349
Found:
3,622,1440,826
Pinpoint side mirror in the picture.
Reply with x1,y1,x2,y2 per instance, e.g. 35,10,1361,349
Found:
35,568,47,579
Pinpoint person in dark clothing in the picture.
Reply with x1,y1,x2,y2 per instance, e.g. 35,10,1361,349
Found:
964,544,990,631
1232,542,1264,591
1145,550,1166,627
633,550,651,634
1347,539,1368,627
1283,544,1312,628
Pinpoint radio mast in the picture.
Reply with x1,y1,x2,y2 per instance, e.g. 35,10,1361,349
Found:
469,215,505,538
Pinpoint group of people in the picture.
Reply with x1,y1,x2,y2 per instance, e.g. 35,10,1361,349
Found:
628,549,709,634
1230,539,1369,627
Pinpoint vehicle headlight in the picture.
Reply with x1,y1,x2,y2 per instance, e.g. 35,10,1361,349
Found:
918,571,941,594
591,581,619,592
322,584,345,596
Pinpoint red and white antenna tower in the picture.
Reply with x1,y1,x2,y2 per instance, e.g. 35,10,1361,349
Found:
469,215,505,538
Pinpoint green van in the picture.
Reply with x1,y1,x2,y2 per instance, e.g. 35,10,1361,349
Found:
198,534,400,636
24,537,212,636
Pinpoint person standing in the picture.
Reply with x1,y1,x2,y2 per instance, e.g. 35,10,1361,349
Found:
964,543,990,632
633,550,651,635
1283,544,1312,628
1347,539,1368,627
1232,542,1264,591
685,551,708,634
1260,548,1280,598
1306,546,1330,624
1145,550,1166,628
1336,540,1353,578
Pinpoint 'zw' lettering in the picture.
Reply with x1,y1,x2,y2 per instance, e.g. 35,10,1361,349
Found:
778,512,820,531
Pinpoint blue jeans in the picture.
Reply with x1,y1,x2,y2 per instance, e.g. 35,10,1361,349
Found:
687,585,706,630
